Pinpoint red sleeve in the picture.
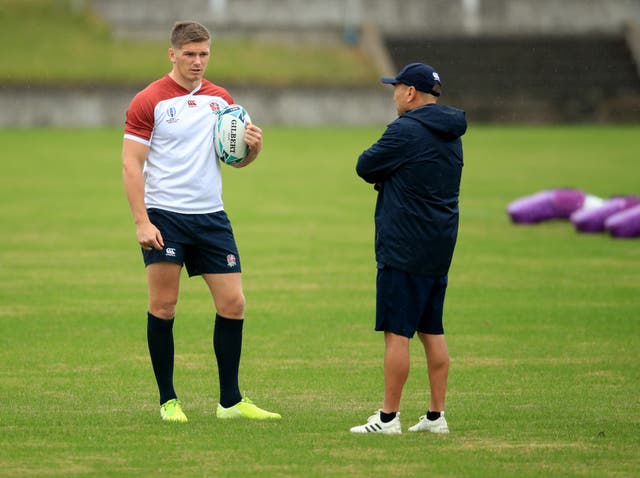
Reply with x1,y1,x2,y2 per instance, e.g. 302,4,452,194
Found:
124,89,155,142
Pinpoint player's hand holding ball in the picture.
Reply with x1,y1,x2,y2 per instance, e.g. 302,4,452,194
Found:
215,104,261,166
243,122,263,156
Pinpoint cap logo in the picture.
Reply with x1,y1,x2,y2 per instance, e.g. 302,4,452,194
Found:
433,72,440,82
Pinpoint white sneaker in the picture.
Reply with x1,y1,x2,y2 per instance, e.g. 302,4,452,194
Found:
350,411,402,435
408,412,449,433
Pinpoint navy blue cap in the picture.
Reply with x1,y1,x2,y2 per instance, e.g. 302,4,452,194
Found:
381,63,442,96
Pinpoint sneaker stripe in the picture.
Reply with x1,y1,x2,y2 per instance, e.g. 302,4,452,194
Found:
363,423,383,433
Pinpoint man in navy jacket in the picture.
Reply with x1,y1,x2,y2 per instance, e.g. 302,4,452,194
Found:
350,63,467,435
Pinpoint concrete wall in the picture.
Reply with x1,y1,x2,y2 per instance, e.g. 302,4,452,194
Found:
367,0,640,36
0,85,396,128
4,79,635,128
92,0,640,39
469,0,640,35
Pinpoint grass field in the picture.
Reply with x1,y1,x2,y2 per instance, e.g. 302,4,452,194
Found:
0,125,639,477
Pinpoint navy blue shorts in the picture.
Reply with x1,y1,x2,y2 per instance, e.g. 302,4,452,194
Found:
375,264,447,338
142,208,241,277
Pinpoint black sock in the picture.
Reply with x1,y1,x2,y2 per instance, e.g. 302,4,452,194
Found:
147,312,177,405
213,314,243,408
427,411,442,421
380,411,397,423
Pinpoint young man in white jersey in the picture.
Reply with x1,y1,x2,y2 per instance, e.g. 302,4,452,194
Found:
122,21,280,422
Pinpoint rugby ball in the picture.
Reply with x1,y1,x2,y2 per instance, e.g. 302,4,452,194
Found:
214,104,251,165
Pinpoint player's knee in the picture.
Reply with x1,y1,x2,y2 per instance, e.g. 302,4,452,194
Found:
216,292,245,319
439,353,450,368
149,299,178,319
431,348,450,370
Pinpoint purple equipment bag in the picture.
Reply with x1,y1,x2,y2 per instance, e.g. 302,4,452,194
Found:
507,189,585,224
605,204,640,238
570,196,640,233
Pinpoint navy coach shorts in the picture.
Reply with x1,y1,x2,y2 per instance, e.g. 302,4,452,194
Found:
375,264,447,338
142,208,241,277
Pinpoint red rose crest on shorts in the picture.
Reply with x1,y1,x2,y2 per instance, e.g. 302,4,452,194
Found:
226,254,237,268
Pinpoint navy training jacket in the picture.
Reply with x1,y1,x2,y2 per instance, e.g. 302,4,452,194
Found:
356,103,467,276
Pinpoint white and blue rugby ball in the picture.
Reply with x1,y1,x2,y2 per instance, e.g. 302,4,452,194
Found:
214,104,251,165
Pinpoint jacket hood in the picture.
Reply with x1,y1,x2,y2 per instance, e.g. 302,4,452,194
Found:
404,103,467,140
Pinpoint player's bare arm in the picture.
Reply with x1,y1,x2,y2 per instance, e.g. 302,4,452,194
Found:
122,138,164,250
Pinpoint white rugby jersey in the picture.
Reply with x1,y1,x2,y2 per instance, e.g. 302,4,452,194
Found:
124,75,233,214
